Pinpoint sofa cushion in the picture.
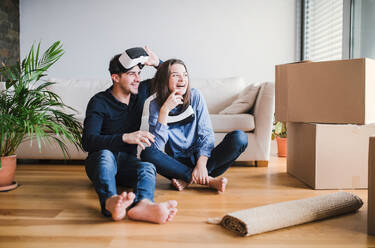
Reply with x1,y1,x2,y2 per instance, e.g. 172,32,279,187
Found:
46,78,112,119
210,114,254,132
189,77,248,114
219,84,260,114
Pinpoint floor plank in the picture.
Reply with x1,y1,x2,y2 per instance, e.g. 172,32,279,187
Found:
0,156,374,248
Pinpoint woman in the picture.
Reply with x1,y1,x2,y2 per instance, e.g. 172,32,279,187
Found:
141,59,248,192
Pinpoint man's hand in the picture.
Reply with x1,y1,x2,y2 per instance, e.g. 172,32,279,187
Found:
144,46,160,67
122,131,155,150
192,156,209,185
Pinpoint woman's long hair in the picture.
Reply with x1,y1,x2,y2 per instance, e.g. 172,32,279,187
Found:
152,59,191,109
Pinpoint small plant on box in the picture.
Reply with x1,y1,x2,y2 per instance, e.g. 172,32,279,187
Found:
272,121,287,157
272,121,287,139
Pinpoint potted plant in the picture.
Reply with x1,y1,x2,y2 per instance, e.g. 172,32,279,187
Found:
0,41,82,191
272,121,287,157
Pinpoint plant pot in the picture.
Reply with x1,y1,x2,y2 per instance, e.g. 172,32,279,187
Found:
0,155,18,191
276,137,287,157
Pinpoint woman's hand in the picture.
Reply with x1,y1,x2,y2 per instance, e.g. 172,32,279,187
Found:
192,156,209,185
158,91,183,125
162,90,183,113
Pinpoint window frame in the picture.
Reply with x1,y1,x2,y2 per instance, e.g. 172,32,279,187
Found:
297,0,352,61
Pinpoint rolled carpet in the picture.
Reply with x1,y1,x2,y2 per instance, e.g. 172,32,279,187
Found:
219,192,363,236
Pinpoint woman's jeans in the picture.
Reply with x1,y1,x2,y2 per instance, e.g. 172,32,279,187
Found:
141,130,248,183
85,150,156,217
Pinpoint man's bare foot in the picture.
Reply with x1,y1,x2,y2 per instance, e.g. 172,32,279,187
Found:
171,178,189,191
128,199,178,224
105,192,135,221
208,177,228,193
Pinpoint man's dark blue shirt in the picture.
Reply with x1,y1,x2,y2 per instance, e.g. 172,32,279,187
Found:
82,79,151,155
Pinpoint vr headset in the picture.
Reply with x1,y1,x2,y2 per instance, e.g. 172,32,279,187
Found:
167,105,195,126
119,47,149,70
147,94,195,126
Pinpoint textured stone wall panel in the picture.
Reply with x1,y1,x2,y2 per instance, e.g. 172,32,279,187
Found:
0,0,19,67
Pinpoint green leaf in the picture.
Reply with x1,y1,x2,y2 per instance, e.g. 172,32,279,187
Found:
0,41,83,159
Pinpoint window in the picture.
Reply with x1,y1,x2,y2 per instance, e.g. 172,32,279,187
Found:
301,0,351,61
351,0,375,59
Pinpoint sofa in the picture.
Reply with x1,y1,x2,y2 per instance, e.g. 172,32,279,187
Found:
16,77,275,165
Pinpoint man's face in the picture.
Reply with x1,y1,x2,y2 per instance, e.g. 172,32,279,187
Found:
113,66,141,95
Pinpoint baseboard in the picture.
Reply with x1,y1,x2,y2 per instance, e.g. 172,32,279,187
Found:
17,159,85,165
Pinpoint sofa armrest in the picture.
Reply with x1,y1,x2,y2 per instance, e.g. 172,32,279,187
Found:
251,82,275,159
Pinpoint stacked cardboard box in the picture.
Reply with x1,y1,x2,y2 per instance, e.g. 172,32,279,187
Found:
275,58,375,189
369,137,375,235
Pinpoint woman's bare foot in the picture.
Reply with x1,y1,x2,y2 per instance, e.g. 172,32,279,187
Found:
128,199,178,224
105,192,135,221
208,177,228,193
171,178,189,191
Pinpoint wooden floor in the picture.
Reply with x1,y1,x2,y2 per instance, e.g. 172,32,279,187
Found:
0,156,374,248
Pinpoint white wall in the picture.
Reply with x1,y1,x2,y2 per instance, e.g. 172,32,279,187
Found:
20,0,296,82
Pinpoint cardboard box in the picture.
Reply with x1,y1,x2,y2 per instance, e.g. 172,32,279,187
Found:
276,58,375,124
287,122,375,189
369,137,375,235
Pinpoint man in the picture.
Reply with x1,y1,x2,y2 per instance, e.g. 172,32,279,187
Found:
82,47,177,224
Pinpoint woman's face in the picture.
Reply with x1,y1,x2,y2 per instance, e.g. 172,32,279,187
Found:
168,63,189,95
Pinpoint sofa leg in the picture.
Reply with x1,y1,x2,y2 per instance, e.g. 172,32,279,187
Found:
233,161,269,167
234,161,255,166
255,160,269,167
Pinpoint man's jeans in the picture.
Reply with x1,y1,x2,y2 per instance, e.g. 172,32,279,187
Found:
85,150,156,217
141,130,248,183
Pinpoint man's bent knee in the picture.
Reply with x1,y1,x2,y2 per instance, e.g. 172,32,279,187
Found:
138,162,156,176
88,149,115,160
86,149,117,170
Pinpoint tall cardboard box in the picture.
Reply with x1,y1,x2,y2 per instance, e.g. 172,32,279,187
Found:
276,58,375,124
287,122,375,189
369,137,375,235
